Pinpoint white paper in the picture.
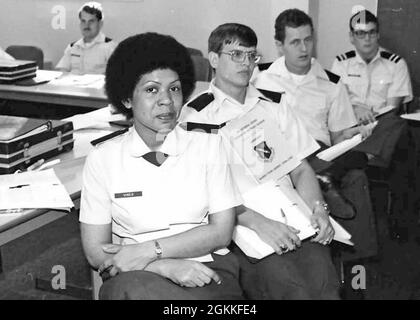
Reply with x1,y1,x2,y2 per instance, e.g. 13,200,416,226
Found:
220,105,301,188
316,121,377,162
50,74,105,88
401,112,420,122
64,105,127,130
0,169,74,211
233,180,353,259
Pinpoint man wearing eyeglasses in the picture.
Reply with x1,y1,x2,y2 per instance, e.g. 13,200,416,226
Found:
332,10,413,242
180,23,339,299
56,2,117,75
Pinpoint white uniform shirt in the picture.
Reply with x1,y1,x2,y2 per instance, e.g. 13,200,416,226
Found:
179,82,319,191
56,32,117,74
0,47,14,61
253,56,357,146
331,47,413,113
79,125,242,261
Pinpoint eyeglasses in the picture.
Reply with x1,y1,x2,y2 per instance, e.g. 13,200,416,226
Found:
352,29,378,39
219,50,261,63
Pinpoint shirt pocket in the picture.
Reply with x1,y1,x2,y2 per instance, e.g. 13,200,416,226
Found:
70,53,81,72
371,74,392,98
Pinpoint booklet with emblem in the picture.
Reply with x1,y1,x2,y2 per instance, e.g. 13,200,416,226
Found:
219,106,352,259
220,105,301,194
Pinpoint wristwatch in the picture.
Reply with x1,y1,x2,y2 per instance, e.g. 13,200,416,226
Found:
154,240,162,259
313,200,331,215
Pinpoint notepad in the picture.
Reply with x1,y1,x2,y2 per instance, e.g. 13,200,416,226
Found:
0,169,74,211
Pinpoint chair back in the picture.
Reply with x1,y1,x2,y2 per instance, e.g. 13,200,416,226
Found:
6,45,44,69
191,55,213,82
187,47,203,57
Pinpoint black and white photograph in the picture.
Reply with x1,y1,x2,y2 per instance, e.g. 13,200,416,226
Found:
1,0,420,306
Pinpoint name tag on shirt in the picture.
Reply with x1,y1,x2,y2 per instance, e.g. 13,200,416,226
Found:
114,191,142,198
347,74,361,77
71,54,81,57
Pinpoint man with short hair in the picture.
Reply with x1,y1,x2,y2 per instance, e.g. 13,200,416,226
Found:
332,9,413,241
56,2,117,74
253,9,378,265
180,23,339,299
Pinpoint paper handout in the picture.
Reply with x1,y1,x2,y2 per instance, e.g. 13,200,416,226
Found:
316,121,378,162
220,105,301,190
0,169,74,211
233,181,353,260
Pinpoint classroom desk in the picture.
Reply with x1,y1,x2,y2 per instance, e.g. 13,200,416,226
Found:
0,72,108,109
0,73,211,110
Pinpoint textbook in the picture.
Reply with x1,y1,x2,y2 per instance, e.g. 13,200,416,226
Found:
233,181,353,260
0,116,74,174
0,59,37,84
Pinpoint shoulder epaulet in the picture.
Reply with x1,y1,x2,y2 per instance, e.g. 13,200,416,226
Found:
336,50,356,62
257,88,282,103
380,51,401,63
324,69,340,84
186,92,214,112
258,62,273,71
105,37,112,43
70,41,76,47
91,128,129,146
183,122,226,134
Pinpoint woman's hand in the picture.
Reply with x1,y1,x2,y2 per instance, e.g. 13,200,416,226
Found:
146,259,221,287
310,208,335,245
99,241,155,277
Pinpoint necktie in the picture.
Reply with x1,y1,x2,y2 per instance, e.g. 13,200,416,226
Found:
143,151,169,167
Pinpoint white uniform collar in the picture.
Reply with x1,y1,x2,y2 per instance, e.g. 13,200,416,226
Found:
209,80,267,112
268,56,329,84
74,32,106,48
353,47,384,65
128,125,192,158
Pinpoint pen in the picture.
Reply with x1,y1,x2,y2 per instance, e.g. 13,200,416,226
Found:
280,208,288,225
27,159,45,171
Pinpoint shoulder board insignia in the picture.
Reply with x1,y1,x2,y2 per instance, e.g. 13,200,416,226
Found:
336,50,355,62
258,62,273,71
105,37,112,43
183,122,226,134
380,51,401,63
90,128,128,146
324,69,340,84
257,89,282,103
186,92,214,112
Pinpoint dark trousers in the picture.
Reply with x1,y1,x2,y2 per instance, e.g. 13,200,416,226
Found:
99,253,244,300
231,242,340,300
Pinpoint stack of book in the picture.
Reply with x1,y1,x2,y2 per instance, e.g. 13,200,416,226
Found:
0,59,37,84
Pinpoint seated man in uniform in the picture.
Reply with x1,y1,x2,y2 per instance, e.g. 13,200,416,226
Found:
331,10,413,241
180,23,339,299
56,2,117,74
0,46,14,60
253,9,378,266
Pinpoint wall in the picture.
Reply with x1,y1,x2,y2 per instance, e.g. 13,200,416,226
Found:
0,0,376,69
315,0,378,68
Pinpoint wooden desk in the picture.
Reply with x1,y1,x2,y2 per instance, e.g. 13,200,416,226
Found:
0,72,108,109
